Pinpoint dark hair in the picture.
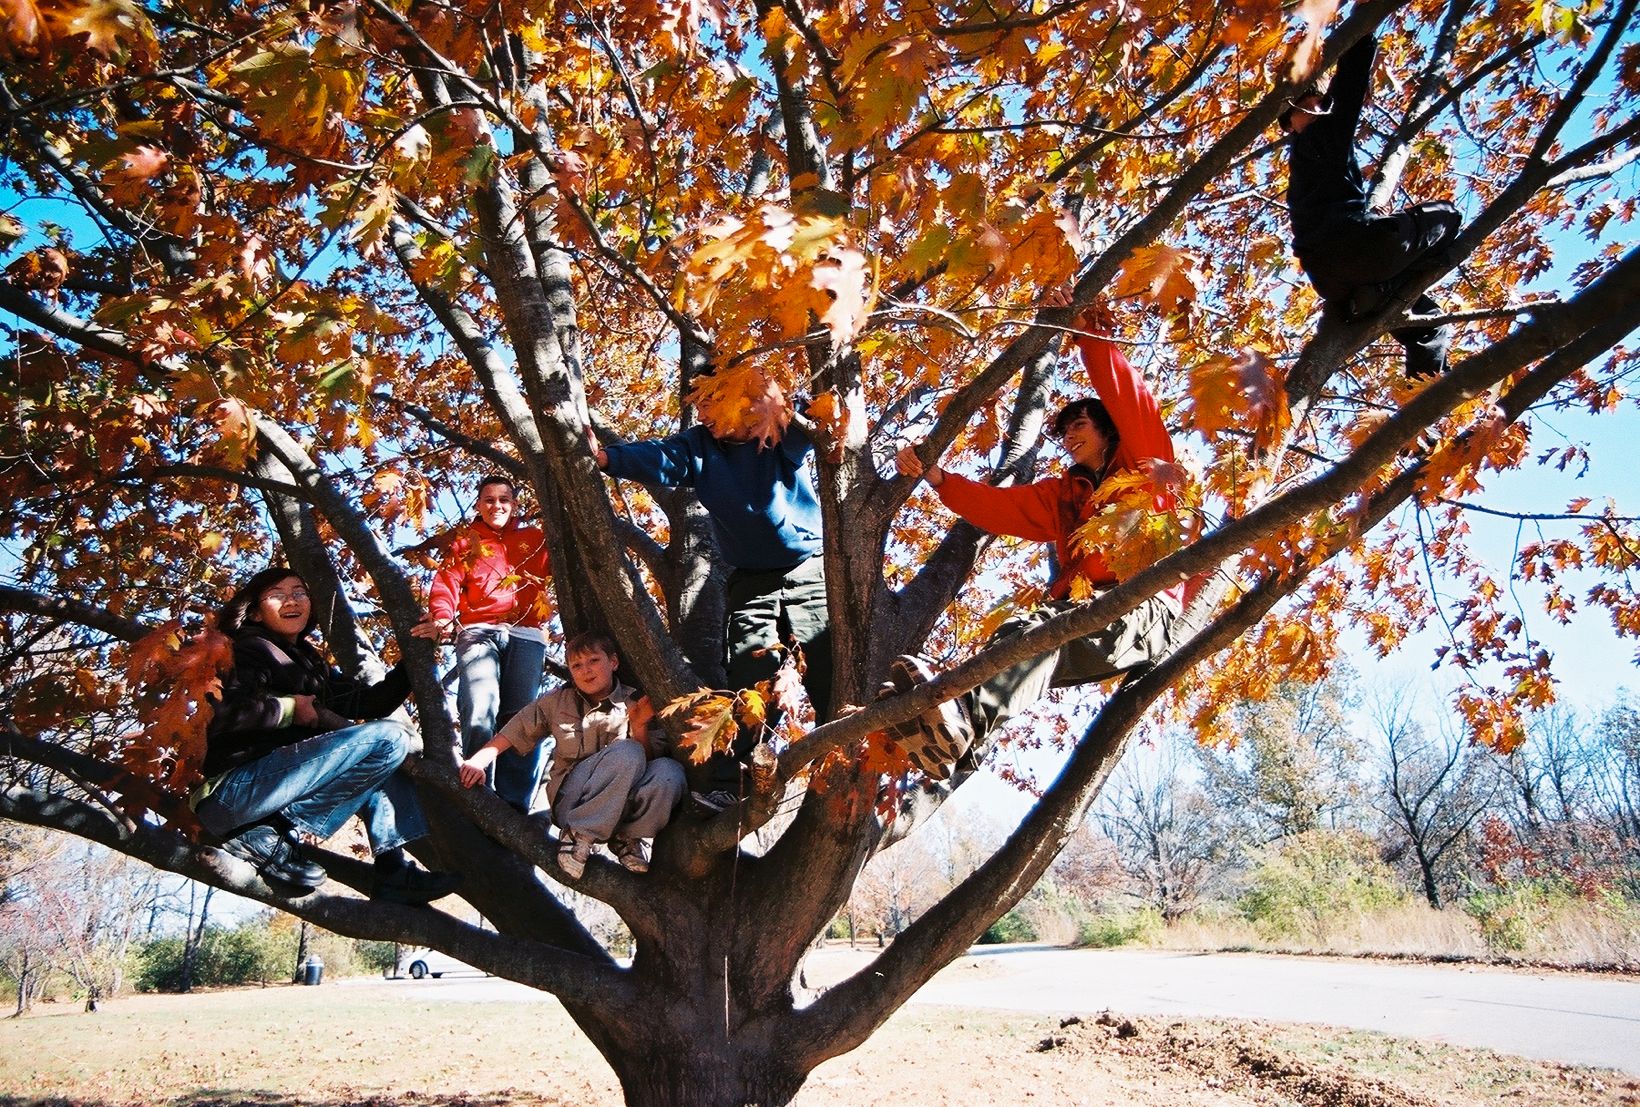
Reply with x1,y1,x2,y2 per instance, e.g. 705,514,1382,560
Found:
1278,86,1327,132
565,630,618,659
1052,397,1119,455
475,474,518,498
219,566,318,636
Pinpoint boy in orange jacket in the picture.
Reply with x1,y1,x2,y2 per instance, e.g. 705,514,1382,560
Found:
892,301,1184,778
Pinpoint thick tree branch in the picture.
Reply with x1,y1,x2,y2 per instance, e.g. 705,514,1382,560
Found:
0,778,629,1007
0,586,147,642
782,242,1640,779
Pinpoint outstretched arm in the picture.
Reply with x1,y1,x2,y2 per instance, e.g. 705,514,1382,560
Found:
1327,33,1379,137
899,441,1061,543
596,425,703,488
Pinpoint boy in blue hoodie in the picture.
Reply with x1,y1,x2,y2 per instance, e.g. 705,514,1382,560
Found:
590,392,831,805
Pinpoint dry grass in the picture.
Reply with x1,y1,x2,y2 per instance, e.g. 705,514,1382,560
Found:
1141,898,1640,969
1,980,1634,1107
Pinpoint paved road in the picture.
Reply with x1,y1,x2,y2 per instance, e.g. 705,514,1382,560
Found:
882,946,1640,1075
348,946,1640,1074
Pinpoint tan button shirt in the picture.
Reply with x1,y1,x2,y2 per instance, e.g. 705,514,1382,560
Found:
498,682,653,806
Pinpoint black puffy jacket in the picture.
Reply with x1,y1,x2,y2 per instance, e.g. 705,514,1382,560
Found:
203,624,409,778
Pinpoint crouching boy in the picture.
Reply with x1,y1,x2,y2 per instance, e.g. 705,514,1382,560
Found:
458,631,685,877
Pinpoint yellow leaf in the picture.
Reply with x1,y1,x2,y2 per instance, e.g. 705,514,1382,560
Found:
67,0,154,58
1111,244,1203,313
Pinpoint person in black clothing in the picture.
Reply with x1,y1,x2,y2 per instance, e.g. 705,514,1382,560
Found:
1281,32,1462,378
195,566,460,904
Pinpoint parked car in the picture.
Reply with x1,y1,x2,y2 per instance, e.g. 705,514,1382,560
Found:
397,947,477,979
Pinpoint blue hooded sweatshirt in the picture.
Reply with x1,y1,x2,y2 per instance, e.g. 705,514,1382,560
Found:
602,423,822,571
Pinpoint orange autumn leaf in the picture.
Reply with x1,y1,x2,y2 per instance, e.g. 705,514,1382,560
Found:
661,689,740,765
1110,243,1203,314
679,202,874,365
125,617,234,798
203,397,256,465
66,0,153,58
688,364,792,447
859,730,914,777
1189,349,1291,452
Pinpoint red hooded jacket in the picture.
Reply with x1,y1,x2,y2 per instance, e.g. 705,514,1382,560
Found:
935,333,1179,601
428,519,552,628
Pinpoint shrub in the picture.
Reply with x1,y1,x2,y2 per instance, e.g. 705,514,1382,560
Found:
1458,881,1640,964
1076,907,1163,949
1239,829,1403,941
134,919,295,991
977,909,1037,945
353,941,400,974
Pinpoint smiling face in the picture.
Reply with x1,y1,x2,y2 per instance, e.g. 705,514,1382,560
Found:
249,574,311,642
1058,412,1112,471
567,646,619,700
475,480,516,530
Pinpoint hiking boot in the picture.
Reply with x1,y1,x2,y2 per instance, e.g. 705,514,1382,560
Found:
218,824,327,890
880,655,976,781
1344,281,1397,323
609,838,650,873
557,832,594,879
372,865,463,906
688,789,738,818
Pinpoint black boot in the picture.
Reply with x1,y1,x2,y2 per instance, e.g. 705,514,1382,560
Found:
372,853,463,906
218,824,327,889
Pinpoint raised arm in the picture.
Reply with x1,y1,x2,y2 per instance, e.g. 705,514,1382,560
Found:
1070,331,1173,469
1327,33,1378,139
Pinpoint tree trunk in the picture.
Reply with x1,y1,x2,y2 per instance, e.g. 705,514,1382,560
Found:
609,1040,808,1107
180,885,212,993
1416,849,1442,909
12,956,30,1017
292,920,310,984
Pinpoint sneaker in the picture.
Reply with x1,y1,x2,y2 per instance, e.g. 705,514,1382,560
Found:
218,824,327,890
877,656,934,747
882,655,976,781
372,865,463,906
609,838,650,873
557,832,593,879
688,789,738,818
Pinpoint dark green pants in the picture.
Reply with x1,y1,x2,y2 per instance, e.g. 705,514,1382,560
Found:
967,592,1181,751
708,555,833,791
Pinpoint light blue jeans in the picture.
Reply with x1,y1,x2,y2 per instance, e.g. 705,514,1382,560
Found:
455,625,548,811
197,721,428,854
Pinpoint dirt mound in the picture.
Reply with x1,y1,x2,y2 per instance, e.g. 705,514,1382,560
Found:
1035,1012,1439,1107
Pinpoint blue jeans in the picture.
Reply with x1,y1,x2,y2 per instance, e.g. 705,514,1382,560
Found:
455,625,547,810
197,721,428,854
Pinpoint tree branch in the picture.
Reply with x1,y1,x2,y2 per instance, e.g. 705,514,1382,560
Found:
782,241,1640,780
0,586,148,642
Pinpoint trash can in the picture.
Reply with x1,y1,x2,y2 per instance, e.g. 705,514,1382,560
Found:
300,955,323,986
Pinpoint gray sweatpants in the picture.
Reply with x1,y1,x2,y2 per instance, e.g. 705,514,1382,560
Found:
551,741,686,843
967,593,1181,748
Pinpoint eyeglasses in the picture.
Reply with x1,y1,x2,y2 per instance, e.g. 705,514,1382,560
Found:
264,590,310,604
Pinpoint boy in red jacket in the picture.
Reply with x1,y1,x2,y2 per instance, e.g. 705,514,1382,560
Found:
412,475,554,810
892,301,1184,778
